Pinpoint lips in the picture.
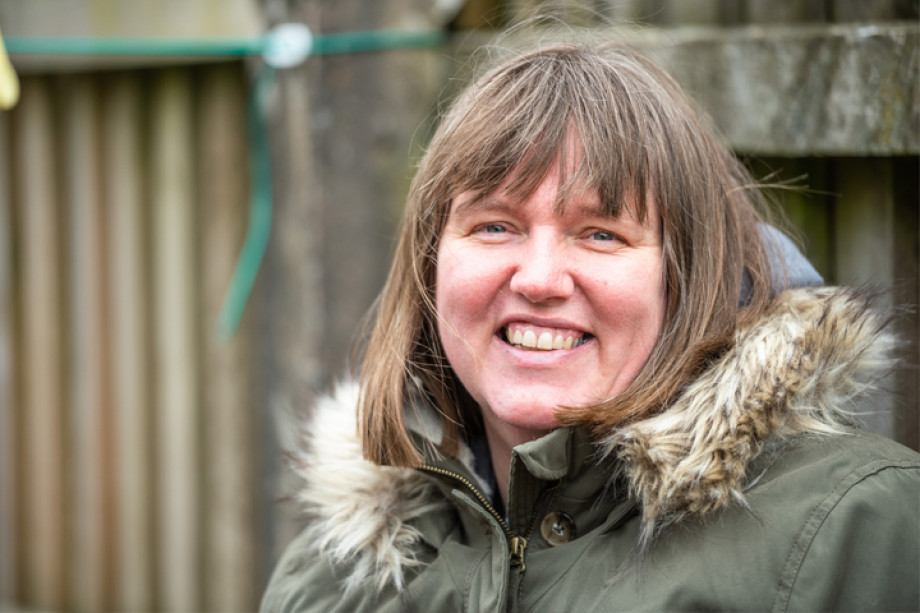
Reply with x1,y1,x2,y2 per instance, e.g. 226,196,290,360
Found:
502,323,591,351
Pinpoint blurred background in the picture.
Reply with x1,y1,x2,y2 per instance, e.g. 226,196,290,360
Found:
0,0,916,611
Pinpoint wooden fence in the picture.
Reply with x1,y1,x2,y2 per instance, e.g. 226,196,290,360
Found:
0,63,259,612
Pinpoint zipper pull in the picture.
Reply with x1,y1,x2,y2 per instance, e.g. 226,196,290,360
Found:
510,535,528,572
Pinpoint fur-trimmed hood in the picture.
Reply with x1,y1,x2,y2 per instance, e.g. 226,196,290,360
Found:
287,287,895,593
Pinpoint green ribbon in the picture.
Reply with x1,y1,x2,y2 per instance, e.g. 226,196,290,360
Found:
216,64,275,339
4,29,446,56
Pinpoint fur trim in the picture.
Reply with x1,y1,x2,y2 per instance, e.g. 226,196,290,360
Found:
289,382,446,594
604,287,895,547
288,286,895,591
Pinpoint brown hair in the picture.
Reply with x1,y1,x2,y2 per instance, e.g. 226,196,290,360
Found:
359,41,773,466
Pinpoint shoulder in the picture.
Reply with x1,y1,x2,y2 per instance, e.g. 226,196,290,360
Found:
747,431,920,612
750,429,920,493
262,381,453,610
606,431,919,612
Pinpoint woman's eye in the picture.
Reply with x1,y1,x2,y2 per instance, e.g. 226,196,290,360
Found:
481,224,507,234
589,230,616,241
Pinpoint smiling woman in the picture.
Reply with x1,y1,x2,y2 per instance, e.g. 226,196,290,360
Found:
364,42,774,471
262,41,920,613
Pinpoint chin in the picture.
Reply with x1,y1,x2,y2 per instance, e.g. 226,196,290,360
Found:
484,398,563,434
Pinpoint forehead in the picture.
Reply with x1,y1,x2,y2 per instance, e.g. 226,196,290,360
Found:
452,187,601,218
446,128,656,225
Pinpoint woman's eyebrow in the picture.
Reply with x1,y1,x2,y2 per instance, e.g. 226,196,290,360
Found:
452,195,517,216
563,197,616,220
452,195,625,223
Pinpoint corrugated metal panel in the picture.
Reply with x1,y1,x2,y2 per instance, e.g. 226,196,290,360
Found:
1,63,256,612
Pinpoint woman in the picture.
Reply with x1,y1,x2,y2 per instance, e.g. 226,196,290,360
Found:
262,41,920,612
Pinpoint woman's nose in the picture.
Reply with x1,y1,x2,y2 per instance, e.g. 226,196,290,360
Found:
508,234,575,303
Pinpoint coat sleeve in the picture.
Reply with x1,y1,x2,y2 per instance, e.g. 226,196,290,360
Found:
775,461,920,612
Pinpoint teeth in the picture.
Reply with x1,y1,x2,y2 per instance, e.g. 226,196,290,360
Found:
522,330,537,348
504,327,586,351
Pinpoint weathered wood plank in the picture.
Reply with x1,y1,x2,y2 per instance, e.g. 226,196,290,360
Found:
314,2,448,381
670,0,723,25
15,75,64,611
833,158,897,439
829,0,912,21
507,0,600,25
891,156,919,450
0,96,16,606
467,23,919,156
638,23,919,156
257,0,453,586
61,74,110,613
746,157,833,280
262,38,326,572
103,72,153,612
597,0,670,23
745,0,827,23
453,0,504,29
1,0,264,73
198,63,255,612
151,68,199,613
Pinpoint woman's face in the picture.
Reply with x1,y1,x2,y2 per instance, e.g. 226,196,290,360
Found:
436,163,665,442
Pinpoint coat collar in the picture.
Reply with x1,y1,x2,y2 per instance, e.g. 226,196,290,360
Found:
287,286,893,592
605,286,892,548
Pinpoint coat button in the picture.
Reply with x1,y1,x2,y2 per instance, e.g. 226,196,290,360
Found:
540,511,576,546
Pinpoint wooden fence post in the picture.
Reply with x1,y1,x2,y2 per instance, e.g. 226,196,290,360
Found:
833,158,898,438
198,63,255,613
15,75,65,611
61,74,111,613
151,68,199,613
256,0,452,585
0,100,15,609
103,72,154,612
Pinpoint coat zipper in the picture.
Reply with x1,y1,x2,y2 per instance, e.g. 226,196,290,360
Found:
416,464,562,572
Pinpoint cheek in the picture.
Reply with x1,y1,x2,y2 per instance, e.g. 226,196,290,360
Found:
436,249,504,321
591,257,665,340
436,251,486,345
435,257,491,387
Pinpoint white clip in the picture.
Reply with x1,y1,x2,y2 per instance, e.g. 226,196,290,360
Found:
263,23,313,68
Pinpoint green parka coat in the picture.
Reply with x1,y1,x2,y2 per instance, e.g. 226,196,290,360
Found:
262,287,920,612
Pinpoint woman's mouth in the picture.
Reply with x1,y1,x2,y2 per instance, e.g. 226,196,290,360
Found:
502,324,592,351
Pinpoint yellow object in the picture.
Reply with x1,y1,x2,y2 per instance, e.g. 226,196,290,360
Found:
0,25,20,109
